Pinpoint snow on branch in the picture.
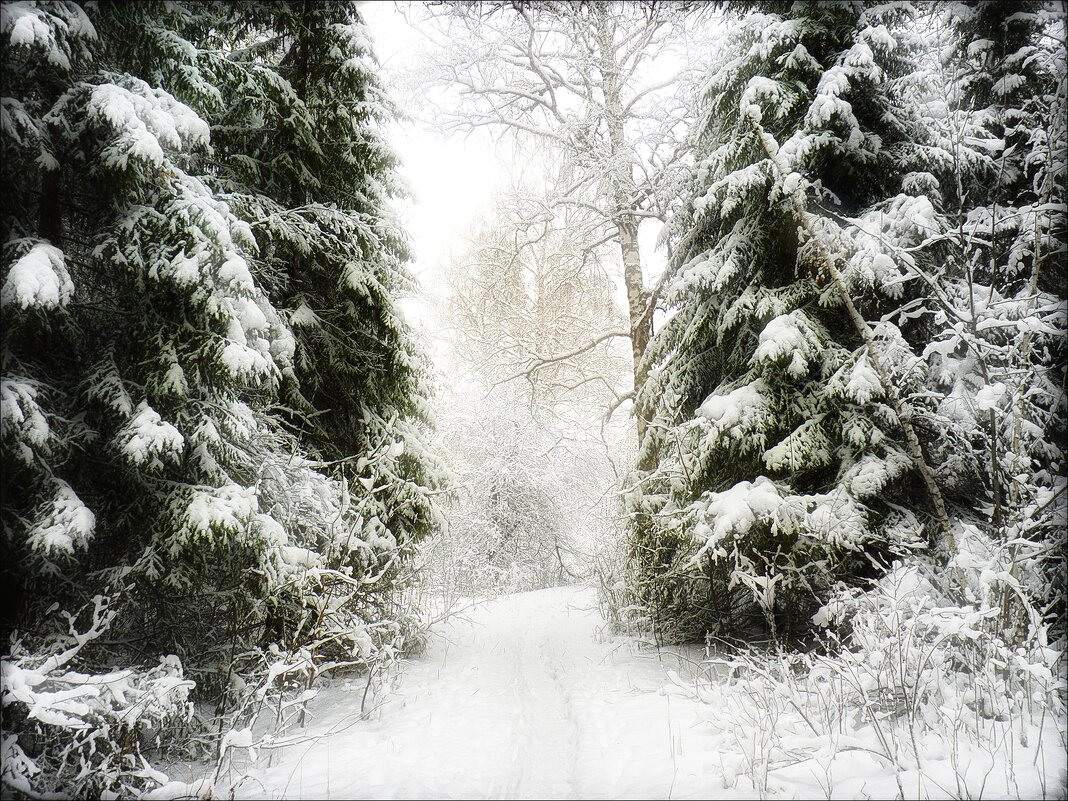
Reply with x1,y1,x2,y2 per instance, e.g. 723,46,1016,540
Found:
745,109,958,557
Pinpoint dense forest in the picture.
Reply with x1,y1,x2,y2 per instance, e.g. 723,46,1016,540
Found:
1,1,1064,798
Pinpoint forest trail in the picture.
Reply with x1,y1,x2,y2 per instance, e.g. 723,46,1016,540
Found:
234,586,733,800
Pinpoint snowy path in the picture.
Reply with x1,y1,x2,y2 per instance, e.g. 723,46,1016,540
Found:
234,586,734,800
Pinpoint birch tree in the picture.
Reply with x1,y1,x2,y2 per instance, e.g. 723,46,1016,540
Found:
446,200,631,415
424,0,706,443
428,197,632,597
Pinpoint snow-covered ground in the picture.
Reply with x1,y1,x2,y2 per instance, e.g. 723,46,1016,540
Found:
204,585,1065,801
225,586,728,800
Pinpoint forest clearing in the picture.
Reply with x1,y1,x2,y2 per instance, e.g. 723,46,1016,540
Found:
1,0,1065,798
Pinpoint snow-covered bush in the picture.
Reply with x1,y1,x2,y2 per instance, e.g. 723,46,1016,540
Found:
588,521,644,636
208,615,411,790
692,547,1066,798
425,391,575,600
1,597,195,798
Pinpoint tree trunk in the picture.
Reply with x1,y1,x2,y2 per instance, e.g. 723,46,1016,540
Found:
38,167,63,247
616,213,650,444
597,8,652,447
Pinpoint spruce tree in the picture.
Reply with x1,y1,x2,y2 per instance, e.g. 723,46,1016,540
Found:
2,1,297,652
627,3,938,641
180,0,443,639
1,0,439,700
911,1,1067,634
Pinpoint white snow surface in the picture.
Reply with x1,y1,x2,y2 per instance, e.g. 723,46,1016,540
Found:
118,402,184,468
0,242,73,310
227,587,731,800
687,477,790,564
199,586,1066,801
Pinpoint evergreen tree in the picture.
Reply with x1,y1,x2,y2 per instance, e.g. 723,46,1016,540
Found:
627,2,938,641
2,0,295,654
1,0,439,714
909,0,1067,634
184,0,444,640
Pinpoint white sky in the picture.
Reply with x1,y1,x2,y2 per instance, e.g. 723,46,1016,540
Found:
357,2,499,361
356,0,671,386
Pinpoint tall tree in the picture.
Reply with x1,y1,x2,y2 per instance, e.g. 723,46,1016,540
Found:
2,0,297,648
425,1,705,443
200,0,443,572
627,2,942,641
1,0,439,728
447,201,630,414
909,0,1067,635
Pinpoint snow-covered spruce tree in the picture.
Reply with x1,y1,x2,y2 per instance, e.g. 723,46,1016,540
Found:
177,0,443,649
1,2,95,623
1,3,438,792
627,3,942,642
1,0,291,656
1,2,291,790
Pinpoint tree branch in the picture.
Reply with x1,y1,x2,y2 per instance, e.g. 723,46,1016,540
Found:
495,330,632,386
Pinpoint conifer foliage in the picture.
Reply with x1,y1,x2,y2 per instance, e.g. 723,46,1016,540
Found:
628,3,926,640
626,1,1066,643
910,0,1067,630
1,2,438,795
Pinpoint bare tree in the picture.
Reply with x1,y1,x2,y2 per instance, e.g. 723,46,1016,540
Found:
428,198,633,596
422,1,708,442
445,200,631,417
